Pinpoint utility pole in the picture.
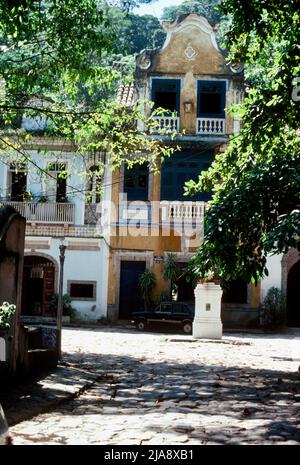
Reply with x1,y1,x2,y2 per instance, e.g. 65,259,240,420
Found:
57,240,66,360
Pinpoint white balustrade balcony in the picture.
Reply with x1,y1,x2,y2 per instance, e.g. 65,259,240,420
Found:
0,201,75,224
152,116,180,133
196,118,226,135
160,201,207,223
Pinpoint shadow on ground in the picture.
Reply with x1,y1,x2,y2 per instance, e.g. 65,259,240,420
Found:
2,347,299,444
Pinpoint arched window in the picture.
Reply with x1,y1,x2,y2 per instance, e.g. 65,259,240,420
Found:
87,165,103,204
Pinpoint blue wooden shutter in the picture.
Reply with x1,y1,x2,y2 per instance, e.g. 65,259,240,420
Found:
124,163,149,201
160,150,214,201
151,78,181,114
197,80,226,118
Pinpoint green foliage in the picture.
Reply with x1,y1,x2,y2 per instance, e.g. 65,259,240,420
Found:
157,291,169,303
161,0,222,24
260,287,286,327
163,252,179,282
0,1,177,188
0,1,114,102
163,253,180,300
0,302,16,330
188,0,300,283
139,269,156,310
50,293,76,318
161,0,231,46
107,8,165,56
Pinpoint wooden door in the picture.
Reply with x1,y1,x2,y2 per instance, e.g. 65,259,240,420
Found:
119,261,146,319
43,265,55,316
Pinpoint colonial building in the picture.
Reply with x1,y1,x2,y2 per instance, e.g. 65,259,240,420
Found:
0,137,110,322
1,14,297,328
104,14,263,327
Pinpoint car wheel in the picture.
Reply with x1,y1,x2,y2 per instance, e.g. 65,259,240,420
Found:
136,319,146,331
182,321,192,334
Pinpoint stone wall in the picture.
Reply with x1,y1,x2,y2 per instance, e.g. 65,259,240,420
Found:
0,206,26,374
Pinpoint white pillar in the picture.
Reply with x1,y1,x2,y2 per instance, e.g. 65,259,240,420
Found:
193,282,223,339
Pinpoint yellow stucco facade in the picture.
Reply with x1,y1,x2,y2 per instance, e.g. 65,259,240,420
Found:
105,15,258,324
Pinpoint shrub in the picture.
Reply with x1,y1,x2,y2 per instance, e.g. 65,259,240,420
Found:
50,293,76,318
139,270,156,310
157,291,169,303
260,287,286,327
0,302,16,330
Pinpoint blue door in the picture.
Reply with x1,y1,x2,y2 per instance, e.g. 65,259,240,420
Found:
119,261,146,319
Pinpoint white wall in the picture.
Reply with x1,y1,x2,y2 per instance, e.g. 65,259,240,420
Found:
260,253,283,301
25,236,108,321
1,150,87,225
0,160,7,198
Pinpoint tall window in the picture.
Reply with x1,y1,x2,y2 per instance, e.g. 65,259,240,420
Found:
87,165,102,204
124,163,149,201
197,80,226,118
10,163,27,201
151,79,180,114
48,163,67,202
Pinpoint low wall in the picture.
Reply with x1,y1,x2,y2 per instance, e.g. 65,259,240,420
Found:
222,307,260,328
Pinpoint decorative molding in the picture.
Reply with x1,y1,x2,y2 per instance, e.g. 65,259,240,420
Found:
228,61,244,74
25,241,50,250
161,14,219,52
184,43,197,61
66,239,100,251
136,52,151,70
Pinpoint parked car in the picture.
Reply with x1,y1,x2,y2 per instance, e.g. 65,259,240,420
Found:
0,403,12,445
132,301,194,334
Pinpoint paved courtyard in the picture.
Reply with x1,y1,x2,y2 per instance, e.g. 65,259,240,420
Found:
10,327,300,445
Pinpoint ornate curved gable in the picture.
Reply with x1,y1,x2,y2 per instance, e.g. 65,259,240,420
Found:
152,14,232,75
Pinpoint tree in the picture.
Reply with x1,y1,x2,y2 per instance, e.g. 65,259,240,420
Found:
187,0,300,284
139,269,156,310
163,253,179,301
0,1,176,188
108,9,165,55
161,0,222,25
161,0,230,45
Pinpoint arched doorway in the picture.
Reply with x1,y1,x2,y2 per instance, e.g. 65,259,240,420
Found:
22,255,57,316
287,259,300,327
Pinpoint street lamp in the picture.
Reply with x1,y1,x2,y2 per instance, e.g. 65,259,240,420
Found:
57,238,66,360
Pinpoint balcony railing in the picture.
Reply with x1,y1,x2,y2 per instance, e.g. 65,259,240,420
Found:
0,201,75,224
196,118,226,135
152,116,180,133
160,201,207,222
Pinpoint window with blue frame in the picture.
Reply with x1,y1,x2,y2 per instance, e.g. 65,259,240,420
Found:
197,80,226,118
160,150,214,201
151,78,180,114
124,162,149,201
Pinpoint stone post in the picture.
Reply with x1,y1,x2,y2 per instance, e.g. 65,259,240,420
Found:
193,282,223,339
57,242,66,360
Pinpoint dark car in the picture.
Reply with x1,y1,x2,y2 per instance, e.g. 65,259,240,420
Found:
131,301,194,334
0,403,12,445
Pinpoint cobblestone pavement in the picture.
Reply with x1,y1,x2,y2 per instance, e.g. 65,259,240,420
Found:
10,327,300,445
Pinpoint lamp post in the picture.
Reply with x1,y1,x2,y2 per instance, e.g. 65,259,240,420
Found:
57,240,66,360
